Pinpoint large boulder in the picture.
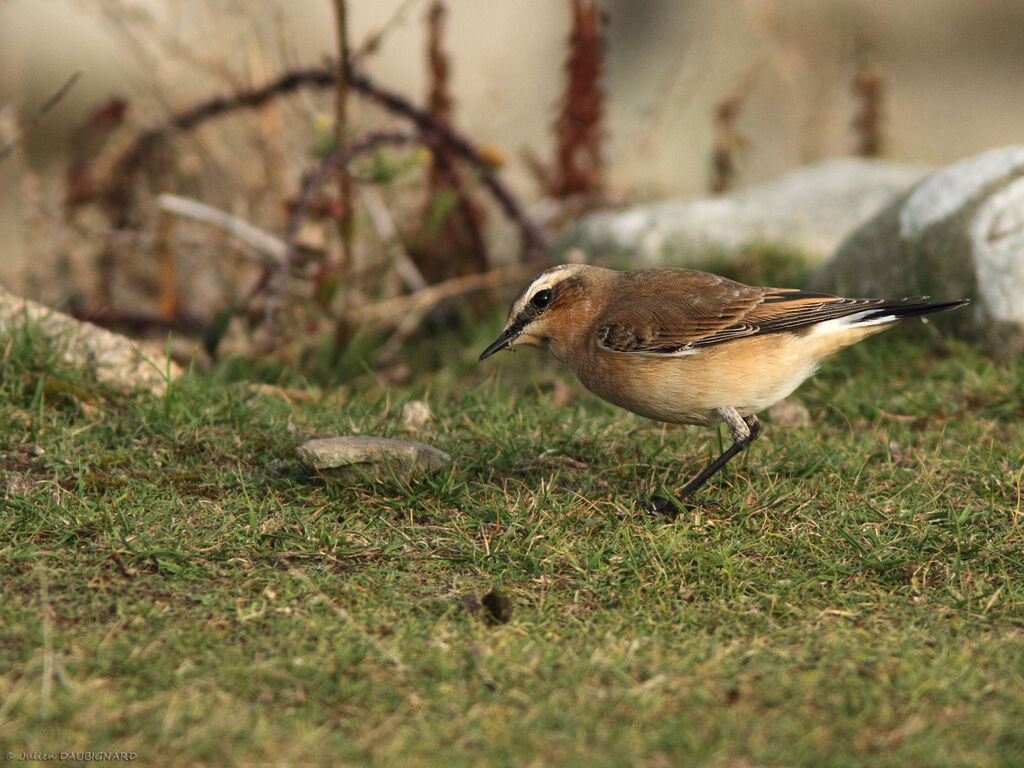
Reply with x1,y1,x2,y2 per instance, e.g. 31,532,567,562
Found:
810,146,1024,355
555,158,930,270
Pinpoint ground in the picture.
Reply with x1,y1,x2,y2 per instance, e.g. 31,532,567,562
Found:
1,317,1022,767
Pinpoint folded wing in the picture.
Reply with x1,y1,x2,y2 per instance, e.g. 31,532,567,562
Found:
595,270,954,354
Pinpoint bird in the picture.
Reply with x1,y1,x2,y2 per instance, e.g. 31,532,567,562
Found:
479,263,967,516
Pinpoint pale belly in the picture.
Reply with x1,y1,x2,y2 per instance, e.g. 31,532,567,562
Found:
561,326,885,426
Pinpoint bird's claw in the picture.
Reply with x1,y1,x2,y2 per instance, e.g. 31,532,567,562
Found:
636,494,723,522
643,494,684,520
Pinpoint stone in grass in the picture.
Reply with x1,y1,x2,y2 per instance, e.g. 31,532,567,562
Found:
400,400,433,431
768,398,811,428
0,287,180,397
296,436,450,485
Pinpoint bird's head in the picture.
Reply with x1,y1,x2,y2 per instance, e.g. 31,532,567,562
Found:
479,263,596,362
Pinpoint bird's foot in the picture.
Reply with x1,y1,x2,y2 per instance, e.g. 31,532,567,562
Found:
637,494,723,522
644,494,683,520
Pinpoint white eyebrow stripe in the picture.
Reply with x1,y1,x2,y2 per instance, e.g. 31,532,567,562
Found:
510,266,581,317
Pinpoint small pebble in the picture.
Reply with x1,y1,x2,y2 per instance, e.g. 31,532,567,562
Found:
768,398,811,428
400,400,433,431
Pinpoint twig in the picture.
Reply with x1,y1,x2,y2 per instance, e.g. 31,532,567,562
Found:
347,67,547,261
157,193,287,265
352,0,423,63
67,306,207,336
373,264,535,359
100,65,546,259
0,69,83,164
333,0,355,270
362,186,428,292
351,263,535,326
102,66,336,224
266,131,419,324
419,0,490,281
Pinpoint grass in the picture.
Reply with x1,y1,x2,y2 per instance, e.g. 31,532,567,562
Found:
1,313,1023,767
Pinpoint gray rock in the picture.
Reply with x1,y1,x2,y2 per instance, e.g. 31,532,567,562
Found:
296,436,450,485
810,146,1024,355
555,158,930,270
0,287,180,396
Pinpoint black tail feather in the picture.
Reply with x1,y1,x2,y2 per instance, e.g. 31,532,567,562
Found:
859,298,969,324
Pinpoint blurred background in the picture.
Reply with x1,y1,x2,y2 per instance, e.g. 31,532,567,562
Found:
2,0,1022,375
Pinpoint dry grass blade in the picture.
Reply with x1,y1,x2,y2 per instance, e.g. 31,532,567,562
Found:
157,193,287,265
352,263,536,327
0,69,83,165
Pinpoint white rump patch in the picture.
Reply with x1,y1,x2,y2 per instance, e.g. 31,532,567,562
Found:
811,310,897,335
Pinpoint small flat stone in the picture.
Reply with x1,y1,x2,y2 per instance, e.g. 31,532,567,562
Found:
296,435,450,485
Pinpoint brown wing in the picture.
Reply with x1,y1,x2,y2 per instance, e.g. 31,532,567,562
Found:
596,270,891,354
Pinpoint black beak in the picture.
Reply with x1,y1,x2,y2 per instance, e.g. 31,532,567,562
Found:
479,327,519,361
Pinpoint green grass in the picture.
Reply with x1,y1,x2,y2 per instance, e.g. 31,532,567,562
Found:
1,315,1023,767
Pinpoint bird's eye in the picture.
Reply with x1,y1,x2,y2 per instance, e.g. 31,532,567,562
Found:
530,289,552,309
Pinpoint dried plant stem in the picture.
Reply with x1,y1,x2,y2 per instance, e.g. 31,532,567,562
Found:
374,263,534,358
551,0,605,197
347,67,545,261
357,263,535,326
100,65,545,259
266,131,419,324
0,69,83,164
156,193,287,264
352,0,423,63
267,127,543,328
362,186,428,292
333,0,355,271
853,64,884,157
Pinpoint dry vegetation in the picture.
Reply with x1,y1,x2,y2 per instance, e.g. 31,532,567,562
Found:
1,0,895,379
5,0,589,378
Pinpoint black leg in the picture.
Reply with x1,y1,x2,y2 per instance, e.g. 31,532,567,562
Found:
674,415,760,500
642,408,761,518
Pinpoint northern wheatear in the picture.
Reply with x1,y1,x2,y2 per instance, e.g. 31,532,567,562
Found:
479,264,967,514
